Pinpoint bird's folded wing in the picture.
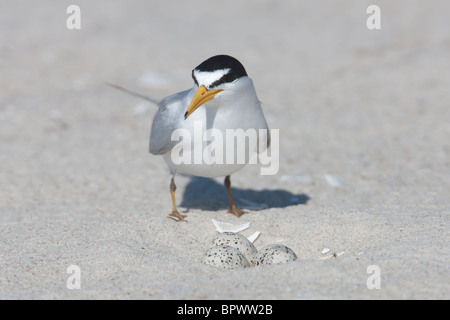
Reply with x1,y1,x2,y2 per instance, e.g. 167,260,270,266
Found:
149,91,188,155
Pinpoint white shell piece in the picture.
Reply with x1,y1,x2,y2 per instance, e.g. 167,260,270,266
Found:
247,231,260,244
211,219,251,233
324,174,342,187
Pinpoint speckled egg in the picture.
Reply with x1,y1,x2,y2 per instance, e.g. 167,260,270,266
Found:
210,232,258,266
256,244,298,265
201,245,251,269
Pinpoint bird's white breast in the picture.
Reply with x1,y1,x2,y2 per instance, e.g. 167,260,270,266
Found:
162,77,268,178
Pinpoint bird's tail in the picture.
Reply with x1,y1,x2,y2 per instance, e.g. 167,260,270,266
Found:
106,82,160,105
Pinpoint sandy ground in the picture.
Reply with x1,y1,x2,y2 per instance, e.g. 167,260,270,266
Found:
0,0,449,299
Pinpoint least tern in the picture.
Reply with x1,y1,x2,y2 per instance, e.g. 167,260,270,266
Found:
149,55,269,221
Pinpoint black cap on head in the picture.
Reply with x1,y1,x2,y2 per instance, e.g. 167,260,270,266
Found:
192,55,248,88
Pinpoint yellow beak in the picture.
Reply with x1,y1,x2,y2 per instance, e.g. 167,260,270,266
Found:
184,85,223,119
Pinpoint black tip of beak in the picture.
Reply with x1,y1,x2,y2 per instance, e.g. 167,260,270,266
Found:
184,111,188,120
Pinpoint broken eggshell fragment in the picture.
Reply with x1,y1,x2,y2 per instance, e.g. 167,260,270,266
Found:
201,245,251,269
209,232,258,266
256,244,298,266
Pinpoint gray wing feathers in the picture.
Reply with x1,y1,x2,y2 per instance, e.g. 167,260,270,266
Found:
149,91,187,155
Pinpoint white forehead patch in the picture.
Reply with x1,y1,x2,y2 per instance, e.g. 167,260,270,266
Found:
193,68,230,88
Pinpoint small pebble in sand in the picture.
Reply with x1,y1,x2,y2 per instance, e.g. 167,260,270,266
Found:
324,174,342,187
210,232,258,265
201,245,250,269
256,244,298,265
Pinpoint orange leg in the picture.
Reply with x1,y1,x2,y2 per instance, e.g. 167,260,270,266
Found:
167,177,187,222
224,175,244,217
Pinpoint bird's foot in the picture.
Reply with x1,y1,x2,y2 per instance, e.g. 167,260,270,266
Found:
228,205,245,218
168,210,187,222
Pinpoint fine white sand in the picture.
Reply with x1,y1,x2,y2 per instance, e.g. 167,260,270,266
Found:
0,0,448,299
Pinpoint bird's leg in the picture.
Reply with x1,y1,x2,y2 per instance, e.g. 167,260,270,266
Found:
224,175,245,217
167,176,187,222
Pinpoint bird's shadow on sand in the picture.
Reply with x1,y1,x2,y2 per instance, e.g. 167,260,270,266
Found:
179,177,310,211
